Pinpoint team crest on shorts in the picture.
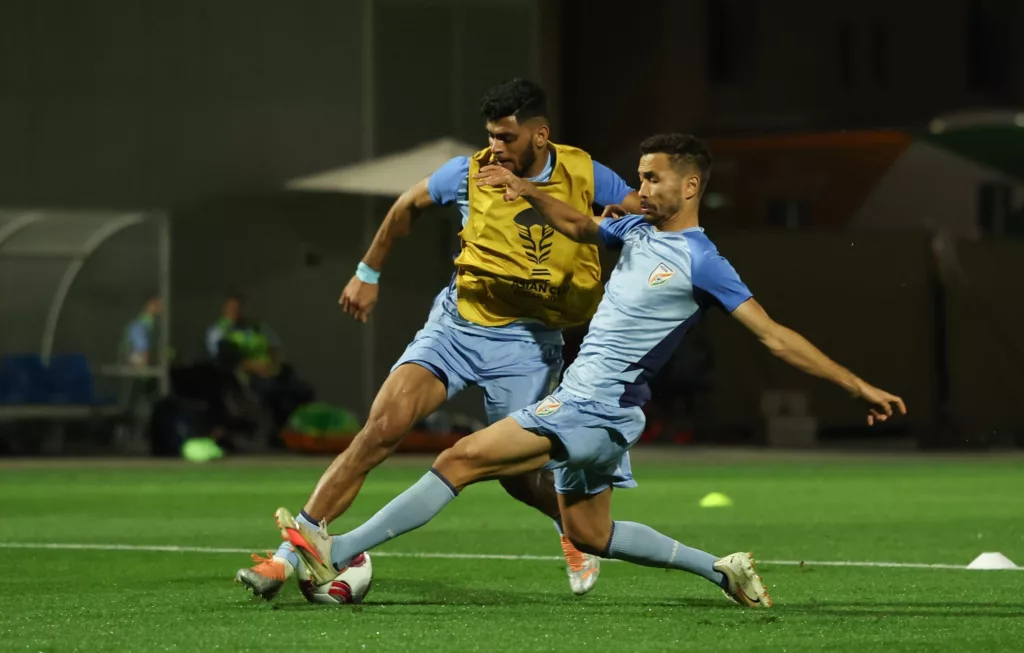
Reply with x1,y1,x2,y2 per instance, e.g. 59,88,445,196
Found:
535,396,562,416
648,262,675,287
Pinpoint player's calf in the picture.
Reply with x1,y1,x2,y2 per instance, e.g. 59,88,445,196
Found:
331,410,413,477
302,363,448,524
562,519,612,557
302,407,418,524
350,411,410,465
498,470,560,519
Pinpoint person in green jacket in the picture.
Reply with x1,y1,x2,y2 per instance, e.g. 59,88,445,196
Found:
206,293,313,429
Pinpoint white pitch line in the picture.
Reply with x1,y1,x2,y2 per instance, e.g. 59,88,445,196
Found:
0,541,1018,570
0,542,562,561
759,558,973,571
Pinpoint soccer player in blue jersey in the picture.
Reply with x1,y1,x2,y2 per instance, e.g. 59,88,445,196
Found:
238,79,639,599
275,133,906,607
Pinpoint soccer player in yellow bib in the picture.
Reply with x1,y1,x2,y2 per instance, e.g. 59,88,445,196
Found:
236,79,642,600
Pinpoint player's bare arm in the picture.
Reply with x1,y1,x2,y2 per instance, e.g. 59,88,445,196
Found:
730,298,907,426
473,164,603,243
339,177,436,322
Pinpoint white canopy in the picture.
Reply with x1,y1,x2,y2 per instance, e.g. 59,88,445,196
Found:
286,137,478,196
0,209,170,393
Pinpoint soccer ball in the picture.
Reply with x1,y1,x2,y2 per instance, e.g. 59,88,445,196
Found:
297,552,373,605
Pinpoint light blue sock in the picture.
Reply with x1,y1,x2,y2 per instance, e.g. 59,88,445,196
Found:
273,541,301,570
330,468,458,569
553,518,564,537
605,521,728,588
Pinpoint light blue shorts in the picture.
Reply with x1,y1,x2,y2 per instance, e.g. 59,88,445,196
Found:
392,301,563,425
511,387,646,496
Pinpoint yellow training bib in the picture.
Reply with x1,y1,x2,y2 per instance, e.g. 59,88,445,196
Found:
454,142,603,329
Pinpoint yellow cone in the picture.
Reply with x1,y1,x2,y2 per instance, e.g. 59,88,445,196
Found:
699,492,733,508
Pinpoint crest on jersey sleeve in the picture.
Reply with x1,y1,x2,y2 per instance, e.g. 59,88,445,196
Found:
535,395,562,416
648,262,675,287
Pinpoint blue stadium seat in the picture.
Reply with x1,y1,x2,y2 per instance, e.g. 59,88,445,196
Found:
47,354,97,405
0,354,50,404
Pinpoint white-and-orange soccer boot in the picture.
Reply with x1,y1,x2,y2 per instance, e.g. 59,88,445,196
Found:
274,507,339,586
235,551,295,601
713,552,773,608
561,536,601,595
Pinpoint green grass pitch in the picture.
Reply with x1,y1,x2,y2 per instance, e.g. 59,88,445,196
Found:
1,452,1022,652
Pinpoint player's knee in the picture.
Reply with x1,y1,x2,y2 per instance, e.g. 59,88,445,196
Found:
433,438,490,488
448,436,490,468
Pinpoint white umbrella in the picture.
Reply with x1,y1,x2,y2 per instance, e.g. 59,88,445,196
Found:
286,137,478,196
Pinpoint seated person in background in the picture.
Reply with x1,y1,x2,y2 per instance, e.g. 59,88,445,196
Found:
207,293,281,378
206,293,314,431
123,295,164,367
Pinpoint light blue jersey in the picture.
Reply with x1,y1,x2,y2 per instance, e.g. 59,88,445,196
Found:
122,314,156,361
511,215,752,495
562,215,752,407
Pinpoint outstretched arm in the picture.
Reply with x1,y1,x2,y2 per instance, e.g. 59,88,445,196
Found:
731,298,907,425
360,178,434,271
473,165,604,243
339,177,436,322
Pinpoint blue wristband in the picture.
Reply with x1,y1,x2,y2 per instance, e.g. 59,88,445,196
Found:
356,262,380,284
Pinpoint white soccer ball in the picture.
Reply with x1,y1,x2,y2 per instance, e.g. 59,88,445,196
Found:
297,552,373,605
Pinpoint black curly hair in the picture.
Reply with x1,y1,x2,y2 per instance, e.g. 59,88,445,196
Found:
479,78,548,123
639,133,713,194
